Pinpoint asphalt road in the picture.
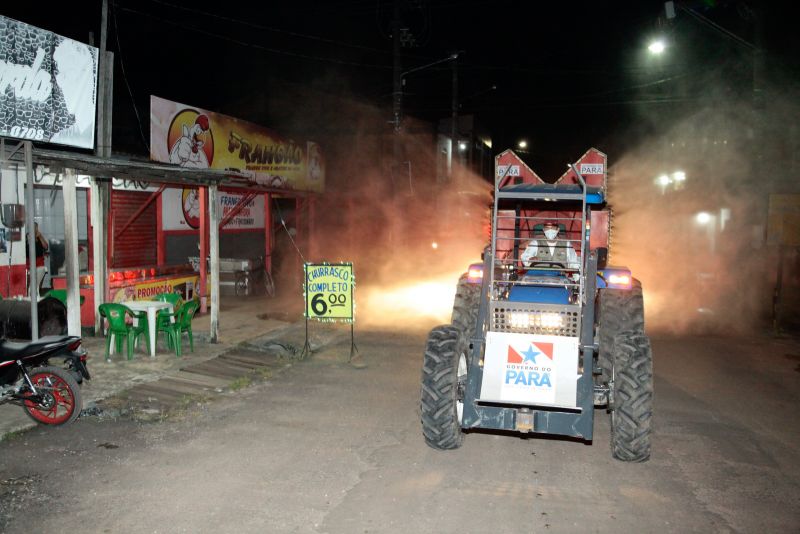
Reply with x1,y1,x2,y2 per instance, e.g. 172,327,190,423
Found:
1,328,799,533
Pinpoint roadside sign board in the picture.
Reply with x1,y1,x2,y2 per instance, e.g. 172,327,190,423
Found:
768,194,800,247
0,15,99,149
304,263,354,322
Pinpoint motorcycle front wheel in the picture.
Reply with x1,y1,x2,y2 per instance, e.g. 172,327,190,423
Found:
22,366,82,425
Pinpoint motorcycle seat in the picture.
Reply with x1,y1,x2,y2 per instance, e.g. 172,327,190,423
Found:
0,336,71,360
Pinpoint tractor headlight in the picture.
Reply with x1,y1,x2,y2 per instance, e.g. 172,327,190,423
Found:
509,312,532,329
467,264,484,284
539,312,564,329
608,273,631,288
508,312,564,330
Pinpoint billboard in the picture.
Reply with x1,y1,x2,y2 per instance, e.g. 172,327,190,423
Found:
0,16,98,149
161,187,265,231
150,96,325,193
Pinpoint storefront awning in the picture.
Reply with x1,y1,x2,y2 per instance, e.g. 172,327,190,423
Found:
29,147,311,194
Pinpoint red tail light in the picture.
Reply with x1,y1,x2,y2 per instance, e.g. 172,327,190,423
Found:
68,339,82,351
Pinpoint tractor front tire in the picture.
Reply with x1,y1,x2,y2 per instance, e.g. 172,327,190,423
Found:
451,274,480,338
421,325,468,450
610,332,653,462
597,279,645,383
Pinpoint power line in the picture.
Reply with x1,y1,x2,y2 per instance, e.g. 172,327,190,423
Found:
142,0,395,56
406,95,709,112
117,5,393,69
111,1,150,153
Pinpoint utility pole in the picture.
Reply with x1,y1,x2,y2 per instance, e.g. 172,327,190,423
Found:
391,0,402,150
752,4,764,159
450,52,459,185
92,0,113,334
97,0,112,160
24,141,38,340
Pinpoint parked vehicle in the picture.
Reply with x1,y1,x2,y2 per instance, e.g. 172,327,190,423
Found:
421,148,653,461
0,335,90,425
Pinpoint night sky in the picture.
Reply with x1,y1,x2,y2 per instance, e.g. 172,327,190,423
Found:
2,1,797,180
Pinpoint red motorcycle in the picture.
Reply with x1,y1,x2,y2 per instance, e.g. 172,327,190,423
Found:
0,336,90,426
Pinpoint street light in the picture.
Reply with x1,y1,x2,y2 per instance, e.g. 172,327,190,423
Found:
393,52,459,132
655,173,671,194
458,141,468,152
518,140,528,150
695,212,712,224
672,171,686,190
655,171,688,193
648,39,666,54
695,211,717,253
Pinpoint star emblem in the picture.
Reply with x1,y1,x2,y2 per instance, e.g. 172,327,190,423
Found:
521,345,540,364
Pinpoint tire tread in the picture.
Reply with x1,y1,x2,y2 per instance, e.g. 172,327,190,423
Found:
610,332,653,462
420,325,466,450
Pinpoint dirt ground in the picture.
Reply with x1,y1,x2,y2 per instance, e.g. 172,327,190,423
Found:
1,328,799,533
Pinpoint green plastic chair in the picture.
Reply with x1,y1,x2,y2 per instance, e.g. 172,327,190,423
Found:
44,289,85,307
98,303,150,361
160,299,200,357
155,292,183,330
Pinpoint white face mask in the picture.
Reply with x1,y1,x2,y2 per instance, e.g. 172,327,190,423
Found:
544,228,558,240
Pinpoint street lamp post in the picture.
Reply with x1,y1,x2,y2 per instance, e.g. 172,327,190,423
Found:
648,39,666,55
695,211,717,254
391,53,459,185
393,52,459,133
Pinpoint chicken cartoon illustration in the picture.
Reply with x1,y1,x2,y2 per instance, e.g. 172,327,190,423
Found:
307,142,323,182
183,189,200,226
169,115,211,168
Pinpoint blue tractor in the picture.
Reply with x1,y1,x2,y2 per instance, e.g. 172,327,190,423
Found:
421,149,653,462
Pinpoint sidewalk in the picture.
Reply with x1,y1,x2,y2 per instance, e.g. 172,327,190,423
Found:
0,293,311,439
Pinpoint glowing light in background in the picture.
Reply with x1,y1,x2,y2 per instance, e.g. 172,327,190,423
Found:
517,140,528,150
695,211,712,225
358,272,462,329
648,39,666,54
656,171,687,193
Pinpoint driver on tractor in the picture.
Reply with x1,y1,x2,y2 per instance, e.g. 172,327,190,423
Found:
520,221,579,270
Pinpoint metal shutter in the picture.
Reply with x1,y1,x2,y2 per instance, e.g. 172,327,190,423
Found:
111,191,156,268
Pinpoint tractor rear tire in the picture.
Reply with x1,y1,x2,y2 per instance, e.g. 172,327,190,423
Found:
610,332,653,462
451,274,480,337
597,278,645,383
421,325,468,450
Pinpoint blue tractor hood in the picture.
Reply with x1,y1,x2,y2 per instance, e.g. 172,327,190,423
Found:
507,270,572,305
